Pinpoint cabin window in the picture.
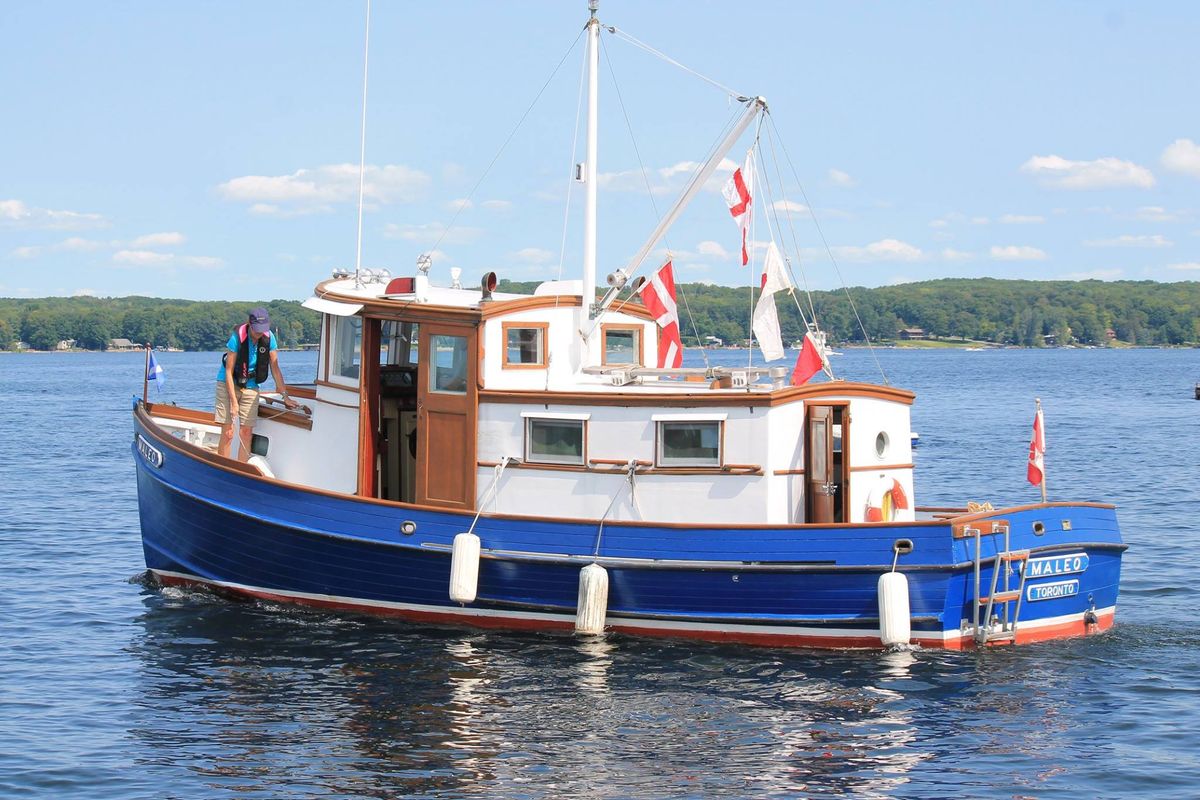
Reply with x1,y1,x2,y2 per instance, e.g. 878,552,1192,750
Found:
430,334,468,394
502,323,547,368
657,421,722,467
331,315,363,381
875,431,890,458
602,325,642,366
525,417,586,465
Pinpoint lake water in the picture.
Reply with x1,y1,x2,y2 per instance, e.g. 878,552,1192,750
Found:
2,346,1198,798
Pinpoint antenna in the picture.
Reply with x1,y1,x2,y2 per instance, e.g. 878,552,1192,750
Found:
353,0,372,289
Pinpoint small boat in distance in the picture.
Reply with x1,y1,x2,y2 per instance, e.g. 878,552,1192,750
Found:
131,2,1124,649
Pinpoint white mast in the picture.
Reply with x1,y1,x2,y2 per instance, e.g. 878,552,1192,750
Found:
353,0,372,289
583,0,600,316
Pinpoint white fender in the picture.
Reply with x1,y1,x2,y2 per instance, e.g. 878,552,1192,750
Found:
449,532,481,604
877,571,912,647
575,563,609,635
247,455,275,479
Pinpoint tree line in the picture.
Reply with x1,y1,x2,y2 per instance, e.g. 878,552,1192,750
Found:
2,277,1198,351
0,296,321,351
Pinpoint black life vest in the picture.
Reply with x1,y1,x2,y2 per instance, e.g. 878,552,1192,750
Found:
230,323,270,387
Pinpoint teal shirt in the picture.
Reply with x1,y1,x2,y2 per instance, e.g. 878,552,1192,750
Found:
216,330,278,390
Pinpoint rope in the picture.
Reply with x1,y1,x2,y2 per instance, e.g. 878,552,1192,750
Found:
591,460,641,557
466,456,513,536
607,26,747,101
766,114,888,385
429,26,587,258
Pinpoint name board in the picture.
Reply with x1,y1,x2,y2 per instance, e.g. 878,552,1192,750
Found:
137,435,164,468
1026,579,1079,603
1026,552,1088,579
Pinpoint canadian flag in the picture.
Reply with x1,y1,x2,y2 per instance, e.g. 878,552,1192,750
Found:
722,149,754,266
638,260,684,368
751,242,791,361
791,332,825,386
1027,404,1045,487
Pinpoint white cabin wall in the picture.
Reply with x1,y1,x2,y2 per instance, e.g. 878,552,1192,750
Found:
476,402,770,524
272,386,359,494
481,307,582,390
764,402,807,524
846,397,915,523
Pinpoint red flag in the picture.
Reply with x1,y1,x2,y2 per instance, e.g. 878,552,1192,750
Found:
721,150,754,266
1027,405,1045,486
637,260,684,368
790,332,823,385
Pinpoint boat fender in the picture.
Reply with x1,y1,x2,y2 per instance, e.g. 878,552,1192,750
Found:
877,571,911,647
575,563,609,635
449,532,481,604
246,455,275,479
866,477,909,522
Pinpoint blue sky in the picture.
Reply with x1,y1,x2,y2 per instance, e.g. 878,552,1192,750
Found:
2,1,1198,300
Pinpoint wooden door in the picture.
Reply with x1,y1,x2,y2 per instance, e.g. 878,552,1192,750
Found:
416,322,478,510
806,405,835,523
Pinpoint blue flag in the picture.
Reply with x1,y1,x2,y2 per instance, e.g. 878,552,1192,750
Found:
147,351,165,391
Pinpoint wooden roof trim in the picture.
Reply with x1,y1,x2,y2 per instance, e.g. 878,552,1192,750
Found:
480,381,915,409
480,295,581,318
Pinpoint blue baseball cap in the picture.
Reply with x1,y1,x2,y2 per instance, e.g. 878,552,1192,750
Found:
248,307,271,335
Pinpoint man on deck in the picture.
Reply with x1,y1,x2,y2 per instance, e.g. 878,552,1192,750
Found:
216,307,298,460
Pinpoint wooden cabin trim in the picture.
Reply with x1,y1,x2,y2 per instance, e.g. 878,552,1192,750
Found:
478,459,761,477
609,298,654,321
480,295,582,318
145,402,216,425
288,385,318,400
774,468,806,476
600,323,644,366
850,462,914,473
313,281,484,323
479,381,915,409
501,321,550,369
315,378,360,394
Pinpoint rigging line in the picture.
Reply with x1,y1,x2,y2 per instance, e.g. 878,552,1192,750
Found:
599,33,708,367
762,122,819,327
606,25,746,101
756,150,813,332
766,114,889,385
428,26,587,258
353,0,372,287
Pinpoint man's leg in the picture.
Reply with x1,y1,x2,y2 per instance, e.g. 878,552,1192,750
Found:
215,383,236,457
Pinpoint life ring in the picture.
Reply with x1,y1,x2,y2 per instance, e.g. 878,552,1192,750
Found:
866,477,909,522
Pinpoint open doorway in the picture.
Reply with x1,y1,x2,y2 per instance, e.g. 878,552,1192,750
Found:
805,403,849,523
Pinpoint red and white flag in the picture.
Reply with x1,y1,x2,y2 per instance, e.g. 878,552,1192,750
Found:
722,149,755,266
638,260,684,368
1027,403,1045,487
791,332,825,386
752,242,791,361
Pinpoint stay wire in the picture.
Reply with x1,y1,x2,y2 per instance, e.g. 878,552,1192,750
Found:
766,114,888,385
600,33,709,367
429,26,587,258
762,121,818,327
607,25,747,101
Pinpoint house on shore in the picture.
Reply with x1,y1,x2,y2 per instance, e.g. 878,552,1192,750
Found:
898,327,927,341
107,338,140,351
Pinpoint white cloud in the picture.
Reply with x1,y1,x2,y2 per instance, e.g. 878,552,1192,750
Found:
445,198,472,212
218,163,431,214
1133,206,1180,223
999,214,1045,224
971,216,989,225
772,200,809,214
1168,261,1200,271
131,231,185,248
0,198,109,230
1020,154,1155,189
481,199,512,212
827,168,856,188
382,221,482,245
1084,234,1173,248
10,245,41,259
990,245,1048,261
697,240,730,258
941,248,974,261
8,237,107,259
1061,269,1123,280
832,239,923,262
72,288,96,297
1161,138,1200,178
510,247,555,265
113,249,223,269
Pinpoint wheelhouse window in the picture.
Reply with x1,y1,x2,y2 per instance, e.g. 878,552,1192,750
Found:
331,315,363,381
656,419,722,467
430,334,468,394
524,415,586,465
602,325,642,366
503,322,547,368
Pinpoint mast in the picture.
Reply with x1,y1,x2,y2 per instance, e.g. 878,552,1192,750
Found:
583,0,600,316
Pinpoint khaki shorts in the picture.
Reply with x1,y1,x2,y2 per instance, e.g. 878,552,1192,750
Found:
214,383,260,427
